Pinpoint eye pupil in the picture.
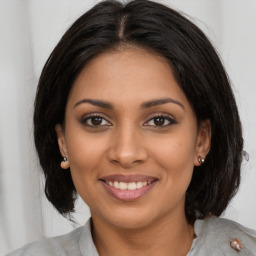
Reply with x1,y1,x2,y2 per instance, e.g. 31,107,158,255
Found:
154,117,165,126
91,116,102,125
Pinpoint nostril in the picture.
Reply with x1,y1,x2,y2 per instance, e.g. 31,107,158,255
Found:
106,138,148,168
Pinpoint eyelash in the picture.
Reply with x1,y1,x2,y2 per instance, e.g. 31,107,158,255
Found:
80,113,176,129
80,113,112,128
143,114,176,128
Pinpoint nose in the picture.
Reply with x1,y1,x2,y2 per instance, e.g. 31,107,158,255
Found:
107,125,148,168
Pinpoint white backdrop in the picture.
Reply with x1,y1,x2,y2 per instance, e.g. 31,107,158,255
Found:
1,0,256,254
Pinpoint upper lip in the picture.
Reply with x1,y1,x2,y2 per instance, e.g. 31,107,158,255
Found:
99,174,158,183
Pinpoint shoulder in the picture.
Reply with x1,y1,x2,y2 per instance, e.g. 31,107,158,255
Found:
6,226,84,256
203,217,256,234
193,217,256,255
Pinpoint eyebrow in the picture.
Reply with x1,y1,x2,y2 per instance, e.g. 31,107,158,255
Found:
73,99,114,109
141,97,184,110
73,97,184,110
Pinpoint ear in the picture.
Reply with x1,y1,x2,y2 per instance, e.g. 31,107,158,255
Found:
194,119,211,166
55,124,68,158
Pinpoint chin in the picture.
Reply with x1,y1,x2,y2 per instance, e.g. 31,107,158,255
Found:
94,205,164,231
110,214,155,230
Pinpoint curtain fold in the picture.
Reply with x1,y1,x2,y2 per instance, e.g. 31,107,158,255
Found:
0,1,43,254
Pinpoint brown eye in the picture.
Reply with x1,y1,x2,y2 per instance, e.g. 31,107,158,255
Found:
144,115,176,127
91,116,103,125
81,115,111,127
153,117,165,126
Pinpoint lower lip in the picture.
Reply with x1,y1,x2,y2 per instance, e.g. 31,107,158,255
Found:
101,181,157,202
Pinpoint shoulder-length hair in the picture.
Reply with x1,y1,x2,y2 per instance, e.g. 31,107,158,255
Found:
34,0,243,223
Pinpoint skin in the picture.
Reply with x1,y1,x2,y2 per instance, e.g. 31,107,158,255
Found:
56,47,211,256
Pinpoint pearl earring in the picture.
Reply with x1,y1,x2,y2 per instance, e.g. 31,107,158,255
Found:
198,156,205,165
60,157,70,169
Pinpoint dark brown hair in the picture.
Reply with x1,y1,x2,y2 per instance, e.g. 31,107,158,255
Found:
34,0,243,223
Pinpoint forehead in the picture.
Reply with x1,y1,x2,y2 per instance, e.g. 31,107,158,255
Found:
67,47,190,110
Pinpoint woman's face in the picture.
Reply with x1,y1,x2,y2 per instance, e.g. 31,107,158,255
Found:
56,47,210,229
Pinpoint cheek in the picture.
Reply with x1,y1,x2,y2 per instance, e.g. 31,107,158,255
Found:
151,132,196,186
153,132,196,165
65,124,105,168
67,140,102,207
64,128,106,195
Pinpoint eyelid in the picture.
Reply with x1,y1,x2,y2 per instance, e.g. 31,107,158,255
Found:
79,112,176,128
143,112,176,127
80,112,112,126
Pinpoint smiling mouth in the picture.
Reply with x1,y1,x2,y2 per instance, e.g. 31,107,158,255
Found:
99,175,158,201
103,180,154,190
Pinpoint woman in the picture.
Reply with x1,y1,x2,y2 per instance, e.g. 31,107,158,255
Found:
7,0,256,255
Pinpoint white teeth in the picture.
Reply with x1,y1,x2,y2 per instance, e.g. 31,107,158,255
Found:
114,181,120,189
127,182,136,190
119,182,128,190
106,180,152,190
137,182,143,189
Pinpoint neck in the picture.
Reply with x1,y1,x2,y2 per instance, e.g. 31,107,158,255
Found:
91,213,195,256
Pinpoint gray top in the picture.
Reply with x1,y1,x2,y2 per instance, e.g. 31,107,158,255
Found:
6,217,256,256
